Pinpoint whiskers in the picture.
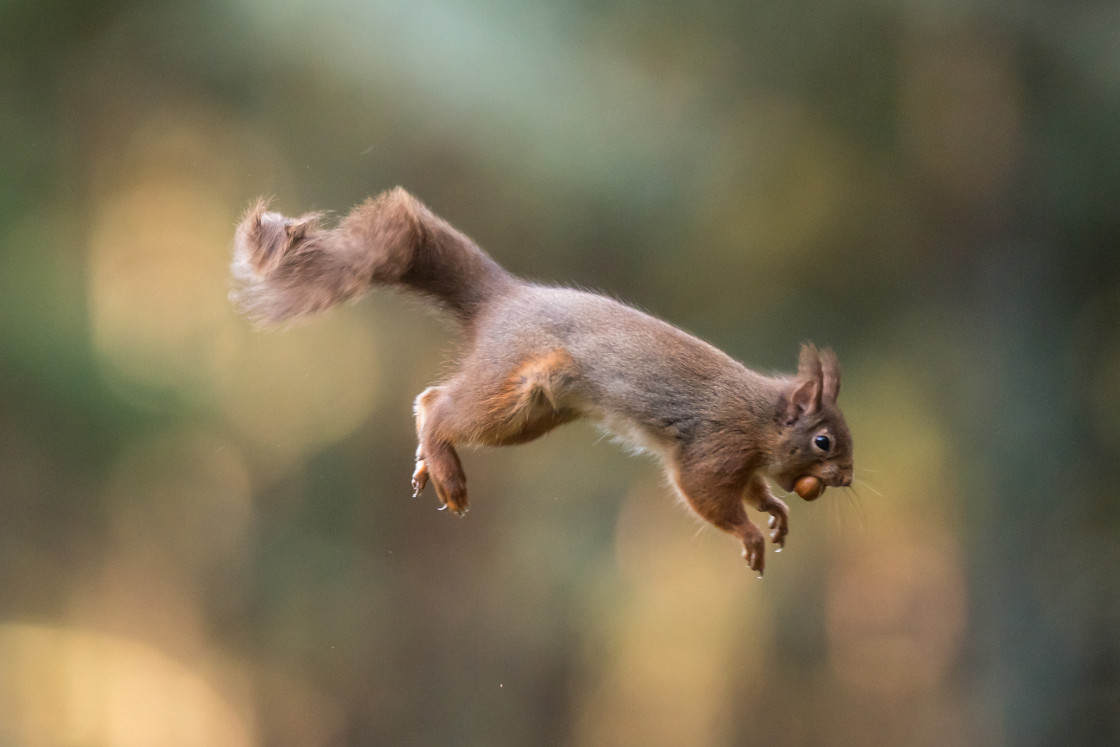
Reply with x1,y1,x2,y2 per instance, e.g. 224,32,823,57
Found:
854,476,883,497
833,485,867,533
822,472,882,535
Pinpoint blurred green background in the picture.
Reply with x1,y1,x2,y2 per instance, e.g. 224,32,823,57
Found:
1,0,1118,745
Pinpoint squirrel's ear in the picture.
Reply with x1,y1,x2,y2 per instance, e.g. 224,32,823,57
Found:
784,378,819,425
819,347,841,402
784,344,824,424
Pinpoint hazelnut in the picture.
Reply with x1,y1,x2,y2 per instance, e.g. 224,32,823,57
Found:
794,475,824,501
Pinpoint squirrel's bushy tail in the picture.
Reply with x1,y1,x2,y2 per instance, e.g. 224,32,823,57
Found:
231,187,512,325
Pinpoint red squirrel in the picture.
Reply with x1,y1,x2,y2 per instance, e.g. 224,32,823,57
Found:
231,188,853,574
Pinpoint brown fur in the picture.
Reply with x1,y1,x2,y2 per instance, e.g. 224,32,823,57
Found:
231,188,854,572
232,188,511,325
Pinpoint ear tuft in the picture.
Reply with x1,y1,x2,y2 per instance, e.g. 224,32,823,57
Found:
819,347,841,402
798,343,823,382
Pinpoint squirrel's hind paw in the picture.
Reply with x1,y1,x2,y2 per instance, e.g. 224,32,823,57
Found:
411,459,429,498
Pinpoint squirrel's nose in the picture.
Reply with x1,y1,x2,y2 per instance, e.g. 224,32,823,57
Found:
839,472,852,487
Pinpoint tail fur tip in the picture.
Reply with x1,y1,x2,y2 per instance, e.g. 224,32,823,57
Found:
230,198,291,324
228,199,342,326
233,198,287,274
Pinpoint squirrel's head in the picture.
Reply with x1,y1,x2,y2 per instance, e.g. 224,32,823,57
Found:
770,343,853,500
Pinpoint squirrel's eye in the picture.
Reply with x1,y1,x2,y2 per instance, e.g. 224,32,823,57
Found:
813,435,832,452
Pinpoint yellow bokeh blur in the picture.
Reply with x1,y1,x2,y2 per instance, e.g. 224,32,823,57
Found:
0,625,254,747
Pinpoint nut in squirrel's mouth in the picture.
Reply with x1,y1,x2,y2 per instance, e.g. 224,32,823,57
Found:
793,475,825,501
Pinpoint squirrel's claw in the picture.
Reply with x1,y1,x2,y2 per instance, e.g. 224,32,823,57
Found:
437,497,468,516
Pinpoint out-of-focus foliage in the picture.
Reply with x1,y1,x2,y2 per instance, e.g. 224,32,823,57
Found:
1,0,1118,744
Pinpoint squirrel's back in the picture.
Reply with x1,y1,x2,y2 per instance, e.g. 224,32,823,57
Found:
468,284,776,447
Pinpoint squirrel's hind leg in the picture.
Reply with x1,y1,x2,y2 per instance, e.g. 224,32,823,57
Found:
410,350,581,514
471,348,581,446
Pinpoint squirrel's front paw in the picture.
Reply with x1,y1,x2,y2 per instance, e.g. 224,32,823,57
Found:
765,497,790,550
740,523,767,576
